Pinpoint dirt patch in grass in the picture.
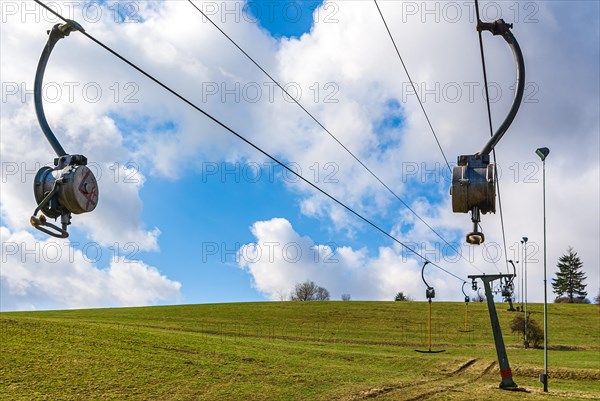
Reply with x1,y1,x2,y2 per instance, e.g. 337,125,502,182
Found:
513,367,600,381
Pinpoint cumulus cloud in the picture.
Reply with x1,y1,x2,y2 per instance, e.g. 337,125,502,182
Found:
0,1,178,309
0,227,181,311
238,217,467,301
247,1,599,301
1,0,598,307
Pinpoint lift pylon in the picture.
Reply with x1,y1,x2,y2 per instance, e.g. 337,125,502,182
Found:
469,274,518,389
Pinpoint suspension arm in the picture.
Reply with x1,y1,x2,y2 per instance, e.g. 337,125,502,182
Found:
34,20,84,157
421,261,435,299
477,19,525,157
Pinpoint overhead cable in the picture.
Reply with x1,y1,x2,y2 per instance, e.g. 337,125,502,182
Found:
33,0,468,284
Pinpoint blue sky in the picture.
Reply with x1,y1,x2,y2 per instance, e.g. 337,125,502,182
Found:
127,0,446,305
1,0,598,310
246,0,324,38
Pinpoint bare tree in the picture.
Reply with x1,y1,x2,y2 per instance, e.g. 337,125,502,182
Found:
291,280,330,301
341,294,351,301
315,287,330,301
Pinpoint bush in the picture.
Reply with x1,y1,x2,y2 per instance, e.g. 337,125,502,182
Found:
554,296,590,304
341,294,351,301
315,287,330,301
510,313,544,348
290,281,330,301
394,292,412,302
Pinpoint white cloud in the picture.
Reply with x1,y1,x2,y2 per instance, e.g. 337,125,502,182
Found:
0,227,181,311
252,1,600,301
1,0,597,307
238,217,469,301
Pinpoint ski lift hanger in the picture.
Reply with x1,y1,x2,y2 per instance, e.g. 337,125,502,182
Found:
415,261,446,354
461,281,470,304
503,260,518,311
31,21,99,238
450,17,525,245
459,282,474,333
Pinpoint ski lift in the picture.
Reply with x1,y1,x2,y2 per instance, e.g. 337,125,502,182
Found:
415,261,446,354
459,282,474,333
503,260,518,311
450,18,525,245
30,21,98,238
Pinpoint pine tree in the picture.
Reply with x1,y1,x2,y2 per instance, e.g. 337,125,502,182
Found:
552,247,588,303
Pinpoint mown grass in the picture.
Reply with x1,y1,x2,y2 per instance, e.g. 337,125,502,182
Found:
1,301,598,400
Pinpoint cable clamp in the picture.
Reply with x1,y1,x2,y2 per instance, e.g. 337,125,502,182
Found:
47,19,85,39
477,19,513,36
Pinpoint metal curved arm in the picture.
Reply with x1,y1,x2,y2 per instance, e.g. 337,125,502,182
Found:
34,20,84,157
462,282,470,303
477,19,525,156
507,260,517,284
421,261,432,289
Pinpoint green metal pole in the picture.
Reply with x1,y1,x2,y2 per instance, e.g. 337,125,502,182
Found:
470,274,518,389
524,239,529,348
543,159,549,391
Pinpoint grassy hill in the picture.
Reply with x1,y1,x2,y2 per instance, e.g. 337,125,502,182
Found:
1,301,599,400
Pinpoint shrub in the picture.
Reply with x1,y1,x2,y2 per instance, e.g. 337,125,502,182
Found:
394,292,412,302
290,281,330,301
510,313,544,348
554,296,590,304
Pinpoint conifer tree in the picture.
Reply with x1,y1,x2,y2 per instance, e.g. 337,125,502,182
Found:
552,247,587,303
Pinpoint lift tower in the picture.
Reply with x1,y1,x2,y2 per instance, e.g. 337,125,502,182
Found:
469,274,517,389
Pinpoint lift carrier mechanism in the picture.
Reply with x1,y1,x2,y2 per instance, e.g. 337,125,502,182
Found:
450,18,525,245
31,21,98,238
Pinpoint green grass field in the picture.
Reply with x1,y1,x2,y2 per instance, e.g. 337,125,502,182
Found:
1,301,599,400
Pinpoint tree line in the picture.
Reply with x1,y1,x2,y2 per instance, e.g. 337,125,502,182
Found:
286,247,597,304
